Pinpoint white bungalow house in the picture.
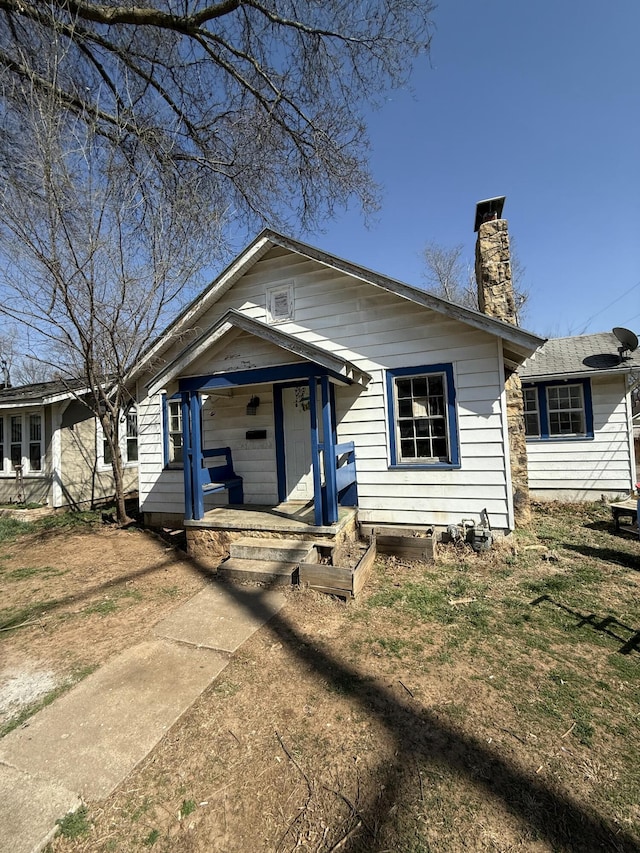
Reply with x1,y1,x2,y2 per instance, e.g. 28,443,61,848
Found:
132,230,544,541
0,379,138,509
520,332,640,501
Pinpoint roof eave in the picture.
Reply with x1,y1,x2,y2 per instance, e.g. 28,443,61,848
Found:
521,367,638,383
133,228,545,384
147,309,371,396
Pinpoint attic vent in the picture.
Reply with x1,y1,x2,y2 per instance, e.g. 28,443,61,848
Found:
267,282,294,323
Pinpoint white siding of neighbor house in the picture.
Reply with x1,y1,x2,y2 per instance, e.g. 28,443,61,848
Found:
138,246,513,529
526,375,636,500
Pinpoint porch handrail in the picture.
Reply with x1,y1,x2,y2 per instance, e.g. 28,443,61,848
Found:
335,441,357,496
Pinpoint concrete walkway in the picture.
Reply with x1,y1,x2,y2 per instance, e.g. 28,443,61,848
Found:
0,583,286,853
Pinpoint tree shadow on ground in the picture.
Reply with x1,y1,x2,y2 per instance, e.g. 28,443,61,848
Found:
0,549,201,630
531,594,640,656
181,548,640,853
563,542,640,572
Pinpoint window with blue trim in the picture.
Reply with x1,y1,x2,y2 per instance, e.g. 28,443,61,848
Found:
386,364,459,467
523,379,593,439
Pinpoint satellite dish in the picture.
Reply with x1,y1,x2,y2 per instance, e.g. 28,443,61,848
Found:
612,327,639,359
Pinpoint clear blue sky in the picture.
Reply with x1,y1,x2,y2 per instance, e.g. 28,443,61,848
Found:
300,0,640,340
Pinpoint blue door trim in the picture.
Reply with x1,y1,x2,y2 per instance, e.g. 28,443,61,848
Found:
321,375,338,524
308,377,323,526
181,392,194,521
190,392,204,520
273,385,287,503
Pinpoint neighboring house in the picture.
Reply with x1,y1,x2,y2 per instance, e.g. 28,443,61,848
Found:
520,333,640,501
132,229,543,535
0,380,138,509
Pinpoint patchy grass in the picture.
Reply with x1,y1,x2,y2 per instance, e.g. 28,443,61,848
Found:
0,599,63,631
0,509,103,544
3,565,66,581
23,502,640,852
55,807,91,840
0,665,98,738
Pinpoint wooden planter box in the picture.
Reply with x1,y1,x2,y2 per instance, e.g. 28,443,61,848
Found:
375,533,436,562
298,538,376,599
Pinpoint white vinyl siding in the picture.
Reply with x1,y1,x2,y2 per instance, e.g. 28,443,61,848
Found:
137,246,513,529
526,375,635,500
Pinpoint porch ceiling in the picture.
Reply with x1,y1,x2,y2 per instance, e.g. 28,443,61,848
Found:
147,309,371,395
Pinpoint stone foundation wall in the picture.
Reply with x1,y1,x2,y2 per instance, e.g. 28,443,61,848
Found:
185,513,359,561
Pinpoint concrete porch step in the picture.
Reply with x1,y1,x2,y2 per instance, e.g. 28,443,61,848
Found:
229,537,318,564
218,558,300,587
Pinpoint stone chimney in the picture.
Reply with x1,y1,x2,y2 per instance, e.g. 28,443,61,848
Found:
474,197,530,526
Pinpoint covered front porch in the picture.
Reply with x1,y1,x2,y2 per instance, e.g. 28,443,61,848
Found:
150,309,372,532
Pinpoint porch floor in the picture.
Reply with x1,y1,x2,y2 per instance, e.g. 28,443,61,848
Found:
183,502,358,537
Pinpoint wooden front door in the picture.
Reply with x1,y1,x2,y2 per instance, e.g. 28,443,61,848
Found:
282,385,315,501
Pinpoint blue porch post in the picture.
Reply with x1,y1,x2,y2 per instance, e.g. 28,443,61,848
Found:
321,375,338,524
190,392,205,520
308,377,323,527
181,392,194,521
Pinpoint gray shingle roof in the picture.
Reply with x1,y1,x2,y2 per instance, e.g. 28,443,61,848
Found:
0,378,87,405
520,332,640,379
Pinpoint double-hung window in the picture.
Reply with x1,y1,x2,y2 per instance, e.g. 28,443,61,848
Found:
166,398,184,465
99,406,138,467
523,380,593,439
386,364,459,467
0,411,44,474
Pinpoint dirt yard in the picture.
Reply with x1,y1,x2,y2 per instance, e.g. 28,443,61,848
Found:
1,505,639,852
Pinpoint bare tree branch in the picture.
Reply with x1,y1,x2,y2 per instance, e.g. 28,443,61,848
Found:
422,239,529,323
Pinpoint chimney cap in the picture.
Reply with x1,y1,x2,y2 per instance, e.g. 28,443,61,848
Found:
474,196,506,232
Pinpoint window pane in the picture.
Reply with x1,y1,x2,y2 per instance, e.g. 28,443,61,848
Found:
30,414,41,442
570,412,585,433
394,371,450,463
396,380,412,398
416,439,432,457
104,441,113,465
398,398,413,418
432,438,447,458
525,413,539,436
400,438,415,458
11,443,21,467
126,410,137,438
412,377,428,397
399,421,415,439
428,375,444,396
432,418,446,437
125,408,138,463
11,416,21,443
428,395,444,416
547,383,585,436
168,402,183,464
172,437,183,464
29,442,41,471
